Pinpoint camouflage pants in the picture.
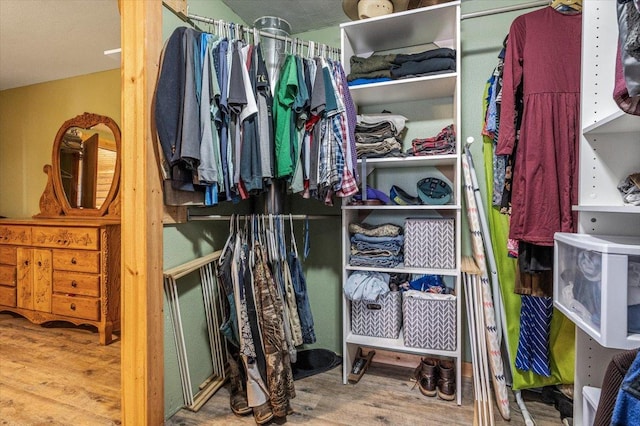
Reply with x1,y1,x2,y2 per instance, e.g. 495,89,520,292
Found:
253,244,296,417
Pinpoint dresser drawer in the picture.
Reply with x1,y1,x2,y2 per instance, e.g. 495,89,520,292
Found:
53,271,100,297
0,265,16,286
0,246,17,265
53,250,100,273
0,226,31,246
31,227,99,250
52,294,100,321
0,285,16,306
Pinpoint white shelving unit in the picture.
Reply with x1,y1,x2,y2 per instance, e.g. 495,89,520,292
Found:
340,1,463,406
564,1,640,424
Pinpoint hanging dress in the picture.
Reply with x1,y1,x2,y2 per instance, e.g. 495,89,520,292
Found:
496,7,582,246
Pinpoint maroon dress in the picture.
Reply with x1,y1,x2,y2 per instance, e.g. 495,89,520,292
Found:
496,7,582,246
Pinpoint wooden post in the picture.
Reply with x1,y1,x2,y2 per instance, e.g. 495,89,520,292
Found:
120,0,164,424
163,0,188,18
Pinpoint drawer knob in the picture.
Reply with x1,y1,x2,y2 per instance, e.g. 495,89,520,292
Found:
24,260,29,266
71,280,78,288
37,261,42,267
71,257,77,265
70,303,76,311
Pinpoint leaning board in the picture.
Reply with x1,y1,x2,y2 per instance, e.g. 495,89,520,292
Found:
462,152,510,420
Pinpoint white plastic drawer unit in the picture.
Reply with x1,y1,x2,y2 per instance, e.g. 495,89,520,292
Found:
553,232,640,349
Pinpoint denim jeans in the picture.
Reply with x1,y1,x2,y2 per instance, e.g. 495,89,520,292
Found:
350,234,404,254
349,254,403,268
288,251,316,344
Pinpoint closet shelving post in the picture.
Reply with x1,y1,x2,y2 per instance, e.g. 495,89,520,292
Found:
558,1,640,424
339,1,462,405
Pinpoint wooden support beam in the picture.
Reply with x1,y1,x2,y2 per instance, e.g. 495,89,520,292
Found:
163,0,188,19
120,0,164,424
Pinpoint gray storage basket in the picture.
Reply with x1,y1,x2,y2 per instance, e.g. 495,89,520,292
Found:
404,218,455,269
402,291,456,350
351,291,402,339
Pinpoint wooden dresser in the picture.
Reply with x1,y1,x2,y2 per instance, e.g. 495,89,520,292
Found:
0,218,120,345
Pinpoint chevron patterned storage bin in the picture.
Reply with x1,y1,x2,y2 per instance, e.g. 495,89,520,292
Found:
403,291,456,350
404,218,455,269
351,291,402,339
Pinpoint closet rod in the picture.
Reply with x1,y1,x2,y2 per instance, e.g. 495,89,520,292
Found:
187,12,341,53
460,0,548,20
187,213,339,221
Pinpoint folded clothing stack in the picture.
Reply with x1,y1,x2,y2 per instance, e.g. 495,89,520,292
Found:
347,47,456,85
390,47,456,79
355,113,408,158
348,222,404,268
408,124,456,156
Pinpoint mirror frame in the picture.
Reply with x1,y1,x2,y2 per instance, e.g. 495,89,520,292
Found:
37,112,121,218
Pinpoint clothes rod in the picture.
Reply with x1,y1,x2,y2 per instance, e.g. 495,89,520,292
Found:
187,12,341,53
187,213,339,221
460,0,548,20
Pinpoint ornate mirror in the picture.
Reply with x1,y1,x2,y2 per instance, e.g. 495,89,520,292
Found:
36,112,121,218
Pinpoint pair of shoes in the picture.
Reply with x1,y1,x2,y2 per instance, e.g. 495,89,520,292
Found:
413,358,456,401
253,401,274,425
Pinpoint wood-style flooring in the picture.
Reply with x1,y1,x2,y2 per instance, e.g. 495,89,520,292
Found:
0,313,566,425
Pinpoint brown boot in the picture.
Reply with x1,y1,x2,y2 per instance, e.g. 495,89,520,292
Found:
436,359,456,401
413,358,438,397
253,401,274,425
227,355,251,416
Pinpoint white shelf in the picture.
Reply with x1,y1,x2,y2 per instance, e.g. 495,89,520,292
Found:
346,331,458,358
346,264,459,277
582,386,601,426
554,297,640,351
573,205,640,214
583,110,640,135
341,0,462,406
582,386,601,409
340,2,459,54
343,204,460,211
349,73,457,106
358,154,458,169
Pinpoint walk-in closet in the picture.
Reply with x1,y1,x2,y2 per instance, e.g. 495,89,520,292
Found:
1,1,638,425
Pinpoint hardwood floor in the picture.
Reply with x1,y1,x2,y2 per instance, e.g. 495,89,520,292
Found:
168,362,564,426
0,313,121,425
0,313,565,425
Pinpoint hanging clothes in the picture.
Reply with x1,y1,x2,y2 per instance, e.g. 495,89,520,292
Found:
496,7,582,247
215,214,317,420
154,27,356,207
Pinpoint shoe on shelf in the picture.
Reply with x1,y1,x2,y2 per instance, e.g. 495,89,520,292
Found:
348,347,375,384
413,358,438,397
436,359,456,401
390,185,421,205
